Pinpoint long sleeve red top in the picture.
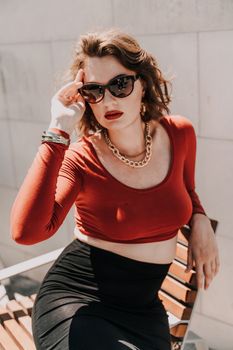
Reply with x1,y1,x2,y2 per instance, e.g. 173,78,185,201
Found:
10,115,207,245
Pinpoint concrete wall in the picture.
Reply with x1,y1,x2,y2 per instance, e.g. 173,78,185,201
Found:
0,1,232,348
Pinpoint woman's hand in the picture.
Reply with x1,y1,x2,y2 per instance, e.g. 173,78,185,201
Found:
185,214,220,290
49,69,86,136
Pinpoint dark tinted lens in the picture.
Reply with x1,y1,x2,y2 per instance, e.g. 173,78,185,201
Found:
109,76,133,97
80,85,103,103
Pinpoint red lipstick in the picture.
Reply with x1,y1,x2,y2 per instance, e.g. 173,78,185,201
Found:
105,110,123,120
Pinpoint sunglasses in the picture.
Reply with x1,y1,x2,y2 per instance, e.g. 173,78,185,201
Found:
77,73,140,104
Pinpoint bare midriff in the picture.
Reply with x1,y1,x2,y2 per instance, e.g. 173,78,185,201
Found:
74,228,178,264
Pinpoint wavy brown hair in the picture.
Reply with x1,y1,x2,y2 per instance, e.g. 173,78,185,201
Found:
60,28,173,136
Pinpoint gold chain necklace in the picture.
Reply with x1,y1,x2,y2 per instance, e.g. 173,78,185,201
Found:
103,122,153,168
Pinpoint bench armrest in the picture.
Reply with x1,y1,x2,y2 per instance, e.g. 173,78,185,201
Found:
0,247,65,282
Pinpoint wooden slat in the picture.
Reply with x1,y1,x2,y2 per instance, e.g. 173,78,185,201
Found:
29,294,37,302
0,307,12,322
161,276,197,303
4,319,36,350
168,260,196,286
18,316,33,338
6,300,26,319
170,322,188,338
16,297,33,316
178,228,189,245
210,219,218,232
159,290,192,320
0,324,21,350
175,243,189,263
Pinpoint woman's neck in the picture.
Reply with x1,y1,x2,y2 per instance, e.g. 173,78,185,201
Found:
105,119,146,157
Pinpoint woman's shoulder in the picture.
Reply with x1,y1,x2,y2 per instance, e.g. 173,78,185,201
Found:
162,114,194,128
161,115,195,136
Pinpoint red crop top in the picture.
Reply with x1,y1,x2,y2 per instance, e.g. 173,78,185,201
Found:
10,115,207,245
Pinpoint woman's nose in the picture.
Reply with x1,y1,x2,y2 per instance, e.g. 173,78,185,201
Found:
102,88,117,103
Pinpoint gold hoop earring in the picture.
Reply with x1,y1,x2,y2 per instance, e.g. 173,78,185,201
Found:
140,102,146,117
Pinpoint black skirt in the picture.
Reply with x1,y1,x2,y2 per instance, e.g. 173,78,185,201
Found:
31,239,172,350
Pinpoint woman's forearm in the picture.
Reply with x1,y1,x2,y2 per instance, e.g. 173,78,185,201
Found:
10,142,69,244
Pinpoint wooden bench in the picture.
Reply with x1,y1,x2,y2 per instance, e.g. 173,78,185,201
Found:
0,294,36,350
0,219,218,350
163,218,218,349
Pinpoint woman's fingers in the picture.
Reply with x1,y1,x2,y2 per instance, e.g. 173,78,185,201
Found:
56,69,84,101
196,257,219,290
195,263,204,289
58,82,82,100
194,254,220,290
74,69,84,84
203,262,214,290
215,255,220,275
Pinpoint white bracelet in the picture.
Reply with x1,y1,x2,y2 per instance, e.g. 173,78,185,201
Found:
41,130,70,146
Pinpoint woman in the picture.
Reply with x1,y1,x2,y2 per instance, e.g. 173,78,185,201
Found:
10,28,219,350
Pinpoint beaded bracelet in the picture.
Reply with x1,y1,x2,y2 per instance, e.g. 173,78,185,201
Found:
41,130,70,146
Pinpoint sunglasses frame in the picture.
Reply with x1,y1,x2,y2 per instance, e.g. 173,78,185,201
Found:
78,73,140,104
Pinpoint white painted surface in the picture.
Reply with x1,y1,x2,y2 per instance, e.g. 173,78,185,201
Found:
113,0,233,34
0,0,113,43
0,121,15,187
139,33,199,129
199,31,233,140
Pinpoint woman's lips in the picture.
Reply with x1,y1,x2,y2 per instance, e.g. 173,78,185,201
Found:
104,112,123,120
